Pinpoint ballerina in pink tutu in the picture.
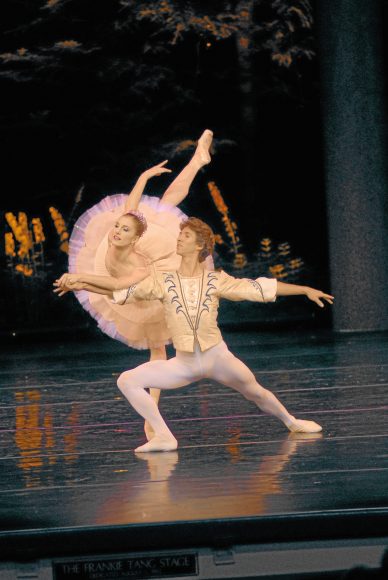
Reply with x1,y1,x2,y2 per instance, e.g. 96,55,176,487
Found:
57,130,213,439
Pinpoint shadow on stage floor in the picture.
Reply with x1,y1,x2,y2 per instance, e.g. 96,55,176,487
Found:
1,329,388,578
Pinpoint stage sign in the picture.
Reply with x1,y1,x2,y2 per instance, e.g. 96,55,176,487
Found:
53,553,198,580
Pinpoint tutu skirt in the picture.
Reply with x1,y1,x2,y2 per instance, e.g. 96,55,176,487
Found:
69,194,188,349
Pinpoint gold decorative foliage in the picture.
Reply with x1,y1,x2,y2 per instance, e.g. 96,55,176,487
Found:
55,40,81,50
15,264,33,277
4,205,68,277
269,264,287,279
260,238,272,257
278,242,290,257
49,207,69,254
233,253,248,269
208,181,247,268
32,218,45,243
5,212,33,259
214,234,225,245
5,232,16,258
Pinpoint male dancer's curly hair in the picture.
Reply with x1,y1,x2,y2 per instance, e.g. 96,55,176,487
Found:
180,217,215,262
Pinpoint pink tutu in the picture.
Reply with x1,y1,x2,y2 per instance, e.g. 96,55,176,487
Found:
69,194,190,350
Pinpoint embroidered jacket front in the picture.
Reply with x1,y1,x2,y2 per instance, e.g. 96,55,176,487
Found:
112,270,277,353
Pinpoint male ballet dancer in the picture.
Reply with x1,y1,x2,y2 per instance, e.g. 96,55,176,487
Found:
57,217,334,452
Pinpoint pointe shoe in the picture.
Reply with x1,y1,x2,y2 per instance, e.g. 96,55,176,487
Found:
287,418,322,434
135,436,178,453
194,129,213,165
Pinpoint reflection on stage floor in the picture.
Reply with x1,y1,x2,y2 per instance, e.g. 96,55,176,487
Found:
0,329,388,560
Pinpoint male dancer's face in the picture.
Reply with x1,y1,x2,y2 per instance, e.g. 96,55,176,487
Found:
176,227,203,259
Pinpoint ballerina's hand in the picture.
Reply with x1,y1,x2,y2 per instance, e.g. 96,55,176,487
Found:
53,279,84,297
56,273,81,288
305,288,335,308
53,285,70,297
141,160,172,180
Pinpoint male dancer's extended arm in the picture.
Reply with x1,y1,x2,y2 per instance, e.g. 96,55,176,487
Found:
217,271,334,307
276,281,334,308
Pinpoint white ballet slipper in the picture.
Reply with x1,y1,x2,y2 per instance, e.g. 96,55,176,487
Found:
286,418,323,433
135,436,178,453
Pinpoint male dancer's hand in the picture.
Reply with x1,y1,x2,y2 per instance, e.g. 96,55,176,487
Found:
276,281,334,308
305,288,334,308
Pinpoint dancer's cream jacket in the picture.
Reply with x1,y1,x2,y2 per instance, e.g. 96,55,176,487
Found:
112,270,277,353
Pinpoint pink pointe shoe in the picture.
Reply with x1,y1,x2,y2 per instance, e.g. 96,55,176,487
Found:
194,129,213,165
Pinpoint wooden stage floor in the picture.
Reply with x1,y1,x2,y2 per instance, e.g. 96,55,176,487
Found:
1,329,388,572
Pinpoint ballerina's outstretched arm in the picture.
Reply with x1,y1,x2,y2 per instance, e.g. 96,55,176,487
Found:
125,161,172,212
53,280,113,298
160,129,213,207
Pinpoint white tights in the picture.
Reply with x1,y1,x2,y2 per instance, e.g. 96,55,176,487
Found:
117,341,296,440
161,156,204,207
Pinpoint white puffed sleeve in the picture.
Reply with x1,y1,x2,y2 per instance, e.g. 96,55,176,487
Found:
217,271,277,302
111,275,164,304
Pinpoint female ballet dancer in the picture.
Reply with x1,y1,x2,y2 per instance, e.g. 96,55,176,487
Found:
59,130,213,439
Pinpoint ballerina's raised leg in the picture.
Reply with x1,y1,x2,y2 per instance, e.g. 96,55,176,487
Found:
160,129,213,207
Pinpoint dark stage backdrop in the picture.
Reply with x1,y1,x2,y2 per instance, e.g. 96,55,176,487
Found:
0,0,331,337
